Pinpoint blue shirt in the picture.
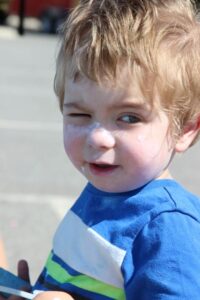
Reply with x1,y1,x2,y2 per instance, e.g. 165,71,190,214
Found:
34,179,200,299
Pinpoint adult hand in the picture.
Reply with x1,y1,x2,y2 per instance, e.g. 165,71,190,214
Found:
33,291,74,300
17,260,30,286
0,259,31,300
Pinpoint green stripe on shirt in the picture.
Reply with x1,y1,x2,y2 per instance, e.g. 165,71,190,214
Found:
46,254,125,300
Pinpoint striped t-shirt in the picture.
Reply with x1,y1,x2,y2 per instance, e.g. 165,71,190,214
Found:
33,179,200,299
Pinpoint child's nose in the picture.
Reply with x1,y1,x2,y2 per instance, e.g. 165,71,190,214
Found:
87,127,116,149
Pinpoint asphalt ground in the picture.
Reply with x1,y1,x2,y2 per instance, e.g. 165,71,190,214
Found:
0,25,86,283
0,25,200,284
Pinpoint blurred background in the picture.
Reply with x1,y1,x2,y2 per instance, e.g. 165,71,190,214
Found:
0,0,78,34
0,0,200,285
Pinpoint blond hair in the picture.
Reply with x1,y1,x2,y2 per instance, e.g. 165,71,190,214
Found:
55,0,200,145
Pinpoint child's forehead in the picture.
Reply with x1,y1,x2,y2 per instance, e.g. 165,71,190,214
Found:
64,72,160,111
66,60,156,94
65,72,140,97
66,65,143,91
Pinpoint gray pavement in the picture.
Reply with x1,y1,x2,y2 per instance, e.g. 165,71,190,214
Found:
0,26,200,284
0,26,86,283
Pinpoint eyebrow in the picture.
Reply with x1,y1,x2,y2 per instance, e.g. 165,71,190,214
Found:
63,100,148,111
63,102,87,110
112,101,149,110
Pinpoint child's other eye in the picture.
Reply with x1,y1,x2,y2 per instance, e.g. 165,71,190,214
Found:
119,114,141,124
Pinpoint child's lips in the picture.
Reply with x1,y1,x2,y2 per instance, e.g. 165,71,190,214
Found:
88,163,119,175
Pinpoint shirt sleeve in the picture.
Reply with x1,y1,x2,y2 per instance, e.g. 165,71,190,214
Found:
125,211,200,300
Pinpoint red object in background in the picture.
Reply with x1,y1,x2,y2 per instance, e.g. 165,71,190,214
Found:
8,0,79,33
9,0,75,17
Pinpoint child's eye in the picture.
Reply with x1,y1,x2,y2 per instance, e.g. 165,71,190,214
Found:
119,114,141,124
68,113,91,118
64,113,91,125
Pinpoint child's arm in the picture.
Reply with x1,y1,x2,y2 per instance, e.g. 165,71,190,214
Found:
33,291,74,300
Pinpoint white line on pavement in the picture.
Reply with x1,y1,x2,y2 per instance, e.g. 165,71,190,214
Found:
0,27,18,39
0,119,62,131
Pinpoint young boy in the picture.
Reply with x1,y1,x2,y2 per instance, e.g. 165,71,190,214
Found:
4,0,200,299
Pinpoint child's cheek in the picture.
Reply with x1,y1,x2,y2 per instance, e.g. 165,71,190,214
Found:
134,129,170,163
124,130,162,162
136,134,157,157
63,124,84,163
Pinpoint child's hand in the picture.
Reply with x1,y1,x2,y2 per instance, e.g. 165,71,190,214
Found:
33,292,74,300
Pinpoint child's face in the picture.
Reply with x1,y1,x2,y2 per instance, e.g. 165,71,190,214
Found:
63,76,174,193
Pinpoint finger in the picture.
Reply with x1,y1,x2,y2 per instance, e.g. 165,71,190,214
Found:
34,291,74,300
9,295,24,300
17,260,30,284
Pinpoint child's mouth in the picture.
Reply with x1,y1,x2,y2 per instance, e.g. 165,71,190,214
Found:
89,163,119,175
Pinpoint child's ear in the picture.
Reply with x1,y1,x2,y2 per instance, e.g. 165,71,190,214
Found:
175,116,200,153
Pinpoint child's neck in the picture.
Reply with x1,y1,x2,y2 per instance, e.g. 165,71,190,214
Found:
157,169,173,181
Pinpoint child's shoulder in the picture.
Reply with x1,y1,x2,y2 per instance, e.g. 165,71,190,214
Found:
131,179,200,256
69,180,200,236
129,179,200,230
160,179,200,220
